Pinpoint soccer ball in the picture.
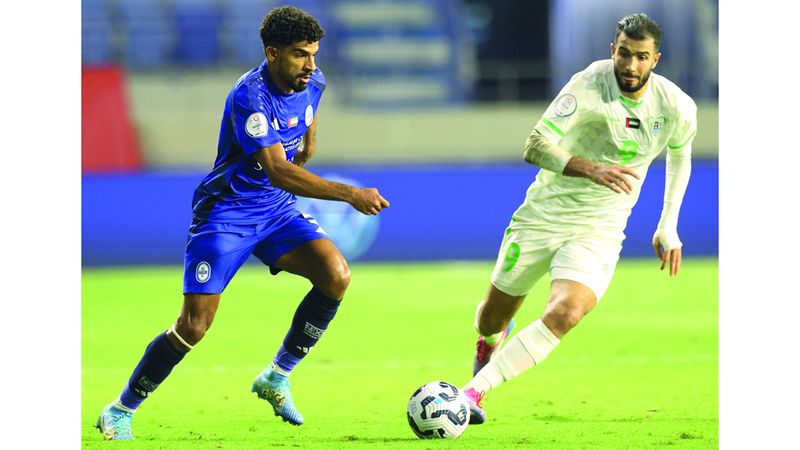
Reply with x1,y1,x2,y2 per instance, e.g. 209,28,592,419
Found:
406,381,469,439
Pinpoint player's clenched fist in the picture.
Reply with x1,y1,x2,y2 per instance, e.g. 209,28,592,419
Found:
349,188,390,215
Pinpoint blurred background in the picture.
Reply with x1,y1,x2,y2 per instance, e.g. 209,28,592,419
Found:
82,0,718,266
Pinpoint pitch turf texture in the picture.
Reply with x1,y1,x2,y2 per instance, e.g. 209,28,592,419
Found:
82,259,718,449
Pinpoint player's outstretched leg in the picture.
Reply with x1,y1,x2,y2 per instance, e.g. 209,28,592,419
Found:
473,319,515,375
96,401,135,441
252,363,304,425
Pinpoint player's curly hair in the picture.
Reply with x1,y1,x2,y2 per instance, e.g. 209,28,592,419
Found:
259,6,325,48
615,13,663,50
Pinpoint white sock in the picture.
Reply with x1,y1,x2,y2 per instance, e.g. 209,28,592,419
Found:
465,319,559,393
270,361,291,377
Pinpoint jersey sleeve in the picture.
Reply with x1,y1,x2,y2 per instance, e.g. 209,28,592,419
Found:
667,94,697,151
231,84,281,155
534,73,587,144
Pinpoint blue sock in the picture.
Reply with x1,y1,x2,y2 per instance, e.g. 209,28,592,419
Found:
118,331,186,411
273,287,341,373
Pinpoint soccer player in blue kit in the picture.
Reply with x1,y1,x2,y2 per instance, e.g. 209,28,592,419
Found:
96,6,389,440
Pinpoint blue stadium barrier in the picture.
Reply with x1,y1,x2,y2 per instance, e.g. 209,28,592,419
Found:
82,160,718,266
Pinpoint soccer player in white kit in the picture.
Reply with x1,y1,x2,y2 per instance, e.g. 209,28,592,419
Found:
463,13,696,424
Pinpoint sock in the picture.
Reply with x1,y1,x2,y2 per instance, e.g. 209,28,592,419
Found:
474,300,505,346
273,287,341,374
118,331,186,411
465,319,559,394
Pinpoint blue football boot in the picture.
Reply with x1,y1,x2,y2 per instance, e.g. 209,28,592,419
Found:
252,367,304,425
96,402,135,440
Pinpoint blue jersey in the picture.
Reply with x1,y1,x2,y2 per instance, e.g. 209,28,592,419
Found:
191,60,326,223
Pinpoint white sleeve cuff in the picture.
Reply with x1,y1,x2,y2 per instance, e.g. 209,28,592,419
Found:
523,130,571,174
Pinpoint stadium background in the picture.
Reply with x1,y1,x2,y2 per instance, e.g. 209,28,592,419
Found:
81,0,718,266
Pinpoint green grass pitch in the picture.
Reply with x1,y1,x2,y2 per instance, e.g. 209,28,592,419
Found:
82,259,717,449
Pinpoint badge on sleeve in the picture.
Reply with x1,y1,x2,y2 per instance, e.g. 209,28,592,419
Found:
305,105,314,125
245,112,269,137
553,93,577,117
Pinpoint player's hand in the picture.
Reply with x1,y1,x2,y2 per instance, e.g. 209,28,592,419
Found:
350,188,390,215
589,165,641,194
652,235,682,276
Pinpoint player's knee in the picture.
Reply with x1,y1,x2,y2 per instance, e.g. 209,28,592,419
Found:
544,300,586,334
319,261,350,300
175,316,214,346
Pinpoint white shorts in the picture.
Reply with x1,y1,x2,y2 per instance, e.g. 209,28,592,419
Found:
489,220,623,300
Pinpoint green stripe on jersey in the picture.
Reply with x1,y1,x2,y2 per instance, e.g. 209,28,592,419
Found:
541,118,565,136
618,95,644,108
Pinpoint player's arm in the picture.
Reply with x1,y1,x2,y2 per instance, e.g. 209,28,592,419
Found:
293,115,317,167
652,142,692,276
253,143,390,215
523,130,640,194
652,97,696,276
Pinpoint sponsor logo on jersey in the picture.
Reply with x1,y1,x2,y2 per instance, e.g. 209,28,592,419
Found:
245,112,269,137
625,117,641,129
305,105,314,125
553,93,577,117
648,116,665,136
288,117,299,128
196,261,211,283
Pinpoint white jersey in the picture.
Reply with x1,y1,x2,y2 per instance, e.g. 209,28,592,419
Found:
515,59,697,241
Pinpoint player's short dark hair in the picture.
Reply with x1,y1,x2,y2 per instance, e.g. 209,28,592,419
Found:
615,13,663,50
259,6,325,49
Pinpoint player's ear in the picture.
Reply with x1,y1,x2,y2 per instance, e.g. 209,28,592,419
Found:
610,42,616,58
652,51,661,68
265,46,279,62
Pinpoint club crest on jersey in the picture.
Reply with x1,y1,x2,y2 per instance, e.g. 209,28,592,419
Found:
625,117,640,129
648,116,666,136
288,117,299,128
245,112,268,137
305,105,314,125
553,93,577,117
196,261,211,283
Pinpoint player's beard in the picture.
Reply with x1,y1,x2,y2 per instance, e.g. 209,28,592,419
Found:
290,71,312,92
276,67,311,92
614,66,652,94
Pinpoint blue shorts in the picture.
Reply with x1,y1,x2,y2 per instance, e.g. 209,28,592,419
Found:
183,211,329,294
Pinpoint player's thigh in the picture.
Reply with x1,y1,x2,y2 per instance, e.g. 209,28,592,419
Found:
252,212,346,284
549,236,622,301
183,221,260,295
489,223,557,298
273,238,348,286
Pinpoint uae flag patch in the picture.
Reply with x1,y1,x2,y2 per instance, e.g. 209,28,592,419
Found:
288,117,299,128
625,117,641,129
